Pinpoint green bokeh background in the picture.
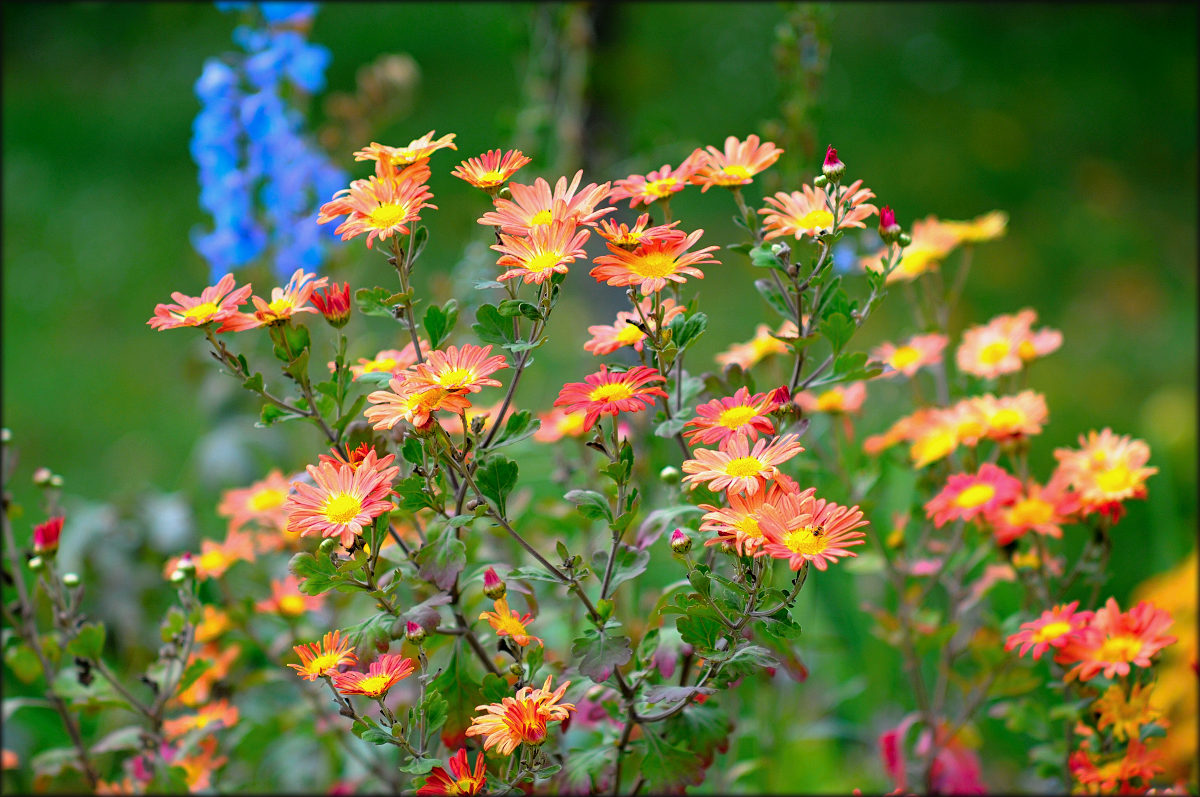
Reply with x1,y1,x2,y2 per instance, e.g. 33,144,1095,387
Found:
3,2,1196,792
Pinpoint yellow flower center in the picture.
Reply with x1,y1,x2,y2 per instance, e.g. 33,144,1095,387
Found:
1095,464,1135,494
181,302,221,322
368,201,411,230
436,367,479,390
897,246,939,276
1032,620,1072,643
979,340,1011,366
322,493,363,525
1011,549,1040,569
724,456,765,478
627,251,679,279
816,390,845,413
492,613,530,639
782,525,828,555
478,169,505,186
529,209,554,226
890,345,921,370
794,209,835,231
249,487,286,512
363,357,398,373
954,483,996,508
614,324,646,346
279,594,308,616
451,778,478,795
1098,633,1143,663
717,405,759,429
988,408,1025,430
198,549,232,574
192,713,215,730
750,335,786,363
305,650,346,675
1009,497,1054,527
267,297,295,316
588,382,635,403
718,164,753,182
558,413,585,436
735,515,762,539
1017,340,1038,360
524,250,564,274
390,148,419,165
646,178,678,198
353,674,394,696
911,428,956,467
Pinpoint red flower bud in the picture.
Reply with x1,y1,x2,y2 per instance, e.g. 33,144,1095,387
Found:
33,516,63,555
482,566,506,600
311,282,352,328
821,146,845,182
669,528,692,555
878,205,902,245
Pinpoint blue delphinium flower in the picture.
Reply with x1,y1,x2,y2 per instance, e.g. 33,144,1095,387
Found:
191,2,346,280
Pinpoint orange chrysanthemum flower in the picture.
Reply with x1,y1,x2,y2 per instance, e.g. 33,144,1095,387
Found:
1053,428,1157,518
163,529,255,581
956,308,1062,379
288,630,358,681
479,596,542,647
283,450,398,548
700,482,811,556
1057,598,1176,682
417,748,488,795
583,296,685,356
147,273,253,331
405,344,509,395
684,386,780,446
871,333,948,379
795,382,867,415
1069,738,1165,794
532,408,588,442
345,342,425,380
969,391,1049,442
491,220,591,284
364,381,473,432
941,210,1008,245
1093,682,1165,743
174,736,228,792
553,365,667,433
1005,601,1091,660
331,653,416,698
354,132,458,167
194,605,231,645
988,474,1080,545
590,228,720,295
690,134,783,191
318,165,437,250
218,268,330,331
163,699,239,740
756,490,869,571
862,215,960,283
593,213,686,249
682,434,805,496
218,469,292,533
759,180,878,240
176,643,240,707
925,464,1023,528
608,156,704,208
452,148,532,192
256,575,323,617
714,321,799,370
465,676,576,756
478,171,614,236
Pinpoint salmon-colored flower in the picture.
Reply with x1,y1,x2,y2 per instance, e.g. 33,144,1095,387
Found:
194,605,231,645
466,676,576,756
364,381,473,432
346,343,425,380
862,215,959,283
318,162,436,249
701,483,813,556
176,643,240,707
988,474,1079,545
218,470,293,533
405,344,509,396
553,365,667,433
284,449,398,548
417,748,488,795
479,596,542,647
1069,738,1165,793
256,575,323,617
871,333,948,379
478,171,613,236
288,630,358,681
532,408,588,442
174,736,227,791
756,490,869,571
759,180,878,241
583,296,685,356
163,699,239,740
684,387,780,446
1057,598,1176,682
941,210,1008,244
690,134,783,191
589,228,720,295
794,382,867,415
148,273,253,331
354,132,458,168
715,321,799,370
593,213,686,249
609,156,704,208
331,653,416,698
968,391,1049,442
218,268,330,331
925,464,1022,528
1053,428,1156,518
956,308,1062,379
492,219,591,284
682,434,805,496
1005,601,1091,660
452,148,532,192
164,529,256,581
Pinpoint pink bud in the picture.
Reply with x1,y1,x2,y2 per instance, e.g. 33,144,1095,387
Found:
669,528,692,555
482,566,506,600
405,620,427,645
32,516,63,555
821,145,846,182
878,205,902,245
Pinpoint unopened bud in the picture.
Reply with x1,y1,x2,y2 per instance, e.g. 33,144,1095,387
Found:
175,554,195,575
32,467,53,487
508,662,524,678
821,145,845,183
405,621,427,645
169,569,186,584
878,205,902,245
0,429,11,443
318,538,337,555
48,475,63,489
62,572,80,587
897,232,912,247
659,466,680,485
669,529,692,555
812,174,828,189
311,282,352,329
497,186,513,201
482,567,507,600
28,555,44,572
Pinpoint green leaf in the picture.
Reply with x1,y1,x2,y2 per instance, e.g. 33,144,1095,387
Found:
65,622,105,660
475,455,518,516
472,303,514,345
431,645,484,748
334,394,368,435
818,312,854,353
288,551,343,596
571,622,633,684
564,490,612,523
591,544,649,593
676,606,726,655
401,437,424,466
421,691,449,736
399,756,438,774
423,299,458,349
415,525,466,591
356,286,399,318
748,244,784,269
359,727,394,745
754,278,793,318
175,658,211,695
641,729,706,792
564,731,617,793
4,642,42,683
654,416,688,439
396,474,442,512
241,372,264,393
480,672,511,703
501,339,545,354
354,371,395,387
506,566,565,584
342,613,393,656
257,401,300,428
668,311,709,351
662,699,733,771
409,224,430,262
488,410,539,450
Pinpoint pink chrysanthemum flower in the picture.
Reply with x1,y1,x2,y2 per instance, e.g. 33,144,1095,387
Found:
956,308,1062,379
608,155,704,208
1056,598,1176,682
364,381,473,432
452,148,532,192
924,464,1023,528
354,132,458,167
284,450,398,548
714,321,800,371
532,408,589,442
318,165,437,250
218,268,330,331
988,474,1080,545
684,386,780,446
689,134,783,191
756,491,869,571
589,228,720,295
870,333,948,379
417,748,488,796
593,213,686,249
491,219,591,284
862,215,960,283
345,342,426,380
969,391,1049,442
217,469,292,533
681,434,805,496
1052,428,1157,518
795,382,867,415
1005,601,1091,660
758,180,878,240
700,483,812,556
331,653,416,698
477,171,614,236
256,575,323,617
404,344,509,395
466,676,575,756
288,630,358,681
479,596,542,647
553,365,667,433
148,273,253,331
583,297,685,356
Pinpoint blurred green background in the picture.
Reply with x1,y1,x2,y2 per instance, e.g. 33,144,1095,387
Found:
3,2,1195,792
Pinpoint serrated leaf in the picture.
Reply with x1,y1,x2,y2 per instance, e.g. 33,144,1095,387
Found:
564,490,612,523
475,456,518,516
401,436,424,465
356,286,399,318
480,672,511,703
359,727,394,745
423,299,458,349
818,312,854,353
65,622,105,660
641,729,706,792
421,691,449,736
654,416,688,439
488,409,539,450
571,624,632,684
591,544,649,593
472,303,513,345
396,474,442,512
399,756,438,774
288,551,342,596
414,525,466,591
676,606,726,654
431,646,483,748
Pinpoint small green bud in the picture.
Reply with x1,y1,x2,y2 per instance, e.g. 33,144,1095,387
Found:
659,466,680,485
318,538,337,555
669,529,692,555
497,186,513,201
62,572,80,587
169,569,186,584
48,475,63,489
508,662,524,678
898,232,913,247
28,556,44,572
404,621,427,646
813,175,829,189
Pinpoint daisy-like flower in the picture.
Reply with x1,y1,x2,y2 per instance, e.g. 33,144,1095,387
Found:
532,408,588,442
682,434,805,496
331,653,416,698
354,132,458,168
589,228,720,295
174,737,228,792
715,321,799,370
364,381,473,432
553,365,667,433
1005,601,1091,660
466,676,576,756
318,165,437,250
970,391,1049,442
684,386,780,446
608,156,704,208
163,699,239,740
492,219,591,284
988,474,1080,545
479,596,542,647
758,180,878,241
148,273,253,331
452,148,532,193
1057,598,1176,682
1069,739,1165,793
163,529,256,581
284,450,398,548
583,296,685,356
956,308,1062,379
288,630,358,681
346,343,425,380
478,171,614,236
218,470,292,533
406,344,509,395
756,491,869,571
862,215,960,283
794,382,867,415
194,605,231,645
218,269,330,331
1093,682,1165,743
690,134,783,191
941,210,1008,245
871,333,948,379
256,575,323,617
925,464,1023,528
593,213,686,249
700,483,813,556
417,748,488,796
177,643,240,707
1053,428,1157,517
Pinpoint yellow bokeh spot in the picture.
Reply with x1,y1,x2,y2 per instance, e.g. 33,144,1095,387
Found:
1032,620,1072,643
363,358,398,374
1098,634,1143,663
988,408,1025,430
1095,464,1135,494
279,594,308,616
979,340,1011,366
249,487,286,512
816,390,845,413
1009,497,1054,527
